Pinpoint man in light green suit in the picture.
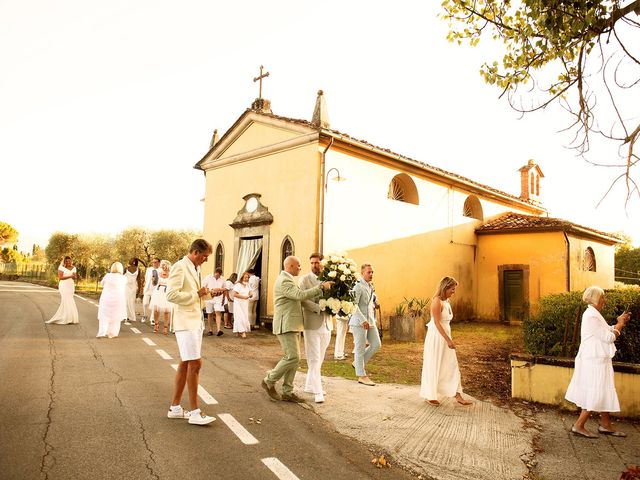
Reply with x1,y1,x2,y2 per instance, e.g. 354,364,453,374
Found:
261,255,332,402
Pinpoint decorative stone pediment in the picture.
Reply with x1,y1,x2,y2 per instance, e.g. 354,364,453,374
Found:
230,193,273,229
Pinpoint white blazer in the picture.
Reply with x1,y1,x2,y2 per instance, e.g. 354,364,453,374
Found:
166,256,204,331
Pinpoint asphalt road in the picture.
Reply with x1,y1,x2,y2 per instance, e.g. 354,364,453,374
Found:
0,281,415,480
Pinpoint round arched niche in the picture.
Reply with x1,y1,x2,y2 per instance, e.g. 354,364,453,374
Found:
387,173,419,205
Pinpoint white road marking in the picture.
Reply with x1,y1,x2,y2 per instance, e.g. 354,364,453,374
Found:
0,289,57,293
142,337,156,346
261,458,300,480
169,364,218,405
0,284,51,289
197,385,218,405
130,327,141,334
155,349,172,360
218,414,259,445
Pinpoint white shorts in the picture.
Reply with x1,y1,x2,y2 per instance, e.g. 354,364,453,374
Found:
175,328,203,361
205,301,225,314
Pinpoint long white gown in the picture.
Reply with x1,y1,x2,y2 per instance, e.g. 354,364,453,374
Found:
46,266,79,324
232,282,251,333
124,268,139,321
565,305,620,412
97,273,127,338
419,299,463,401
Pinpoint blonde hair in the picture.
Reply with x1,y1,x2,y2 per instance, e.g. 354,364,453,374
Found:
110,262,124,274
361,263,372,273
433,276,458,299
160,260,172,270
582,286,604,305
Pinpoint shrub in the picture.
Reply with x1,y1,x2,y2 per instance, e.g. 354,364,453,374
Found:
523,287,640,363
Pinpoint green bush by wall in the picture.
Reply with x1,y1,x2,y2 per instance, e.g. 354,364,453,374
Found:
523,288,640,364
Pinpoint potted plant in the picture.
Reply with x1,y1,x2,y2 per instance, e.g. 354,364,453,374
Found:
389,297,430,342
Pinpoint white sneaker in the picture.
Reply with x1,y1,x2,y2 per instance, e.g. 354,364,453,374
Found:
167,406,190,419
314,393,325,403
124,321,132,325
188,413,216,425
150,320,155,326
141,318,146,323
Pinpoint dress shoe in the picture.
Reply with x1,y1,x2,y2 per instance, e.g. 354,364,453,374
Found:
358,377,376,386
314,393,325,403
261,380,281,401
598,426,627,437
571,426,598,438
217,330,224,336
281,393,306,403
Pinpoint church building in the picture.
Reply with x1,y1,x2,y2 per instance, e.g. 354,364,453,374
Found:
196,90,619,325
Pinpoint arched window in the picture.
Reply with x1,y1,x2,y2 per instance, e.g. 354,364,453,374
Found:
463,195,483,221
281,236,294,268
584,247,596,272
387,173,419,205
215,242,224,271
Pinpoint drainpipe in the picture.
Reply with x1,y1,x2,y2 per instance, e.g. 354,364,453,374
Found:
563,231,571,292
318,137,334,254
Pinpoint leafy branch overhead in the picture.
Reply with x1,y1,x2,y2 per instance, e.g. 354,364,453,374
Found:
441,0,640,203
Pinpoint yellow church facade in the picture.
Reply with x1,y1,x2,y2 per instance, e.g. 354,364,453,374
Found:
196,93,619,325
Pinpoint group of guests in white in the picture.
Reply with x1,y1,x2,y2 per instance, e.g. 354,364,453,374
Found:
45,239,631,434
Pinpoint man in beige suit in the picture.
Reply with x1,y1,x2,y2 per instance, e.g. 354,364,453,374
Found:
166,239,216,426
300,253,333,403
261,256,332,403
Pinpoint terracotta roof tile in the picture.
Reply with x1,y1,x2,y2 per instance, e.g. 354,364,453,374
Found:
476,212,620,243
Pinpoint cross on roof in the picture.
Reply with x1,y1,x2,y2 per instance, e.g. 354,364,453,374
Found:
253,65,270,100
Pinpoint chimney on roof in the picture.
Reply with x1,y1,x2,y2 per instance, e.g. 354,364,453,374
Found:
311,90,330,128
210,129,219,149
518,159,544,203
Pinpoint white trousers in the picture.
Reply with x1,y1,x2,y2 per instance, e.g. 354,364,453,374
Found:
248,300,258,327
142,292,152,318
304,328,332,394
334,318,349,358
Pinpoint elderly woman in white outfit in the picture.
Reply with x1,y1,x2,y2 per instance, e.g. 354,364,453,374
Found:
565,286,631,438
97,262,127,338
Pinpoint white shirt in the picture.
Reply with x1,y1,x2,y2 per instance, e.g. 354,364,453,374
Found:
203,274,226,305
248,274,260,300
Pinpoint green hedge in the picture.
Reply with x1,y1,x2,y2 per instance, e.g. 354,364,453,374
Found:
523,287,640,364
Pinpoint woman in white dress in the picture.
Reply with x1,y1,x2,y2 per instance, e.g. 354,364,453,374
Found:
419,276,472,406
565,286,631,438
124,258,142,324
232,271,253,338
96,262,127,338
150,260,172,335
46,256,79,325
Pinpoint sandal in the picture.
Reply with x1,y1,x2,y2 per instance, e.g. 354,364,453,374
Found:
153,324,159,334
163,325,169,335
427,400,440,406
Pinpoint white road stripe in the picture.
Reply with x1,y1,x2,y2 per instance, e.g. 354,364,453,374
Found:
169,365,218,404
261,458,300,480
142,337,156,346
197,385,218,405
155,349,172,360
218,414,259,445
130,327,141,334
0,289,58,293
0,284,51,289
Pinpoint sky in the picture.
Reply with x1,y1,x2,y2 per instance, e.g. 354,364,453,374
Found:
1,0,638,252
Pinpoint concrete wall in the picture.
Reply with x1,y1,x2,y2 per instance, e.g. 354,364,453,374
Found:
511,357,640,417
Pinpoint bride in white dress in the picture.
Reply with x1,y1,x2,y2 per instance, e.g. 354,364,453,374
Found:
97,262,127,338
46,256,79,325
419,276,472,406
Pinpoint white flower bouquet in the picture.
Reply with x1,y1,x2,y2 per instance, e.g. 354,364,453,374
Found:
318,252,358,317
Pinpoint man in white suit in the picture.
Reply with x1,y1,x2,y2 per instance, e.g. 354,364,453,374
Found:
166,239,216,426
142,257,160,324
300,253,332,403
